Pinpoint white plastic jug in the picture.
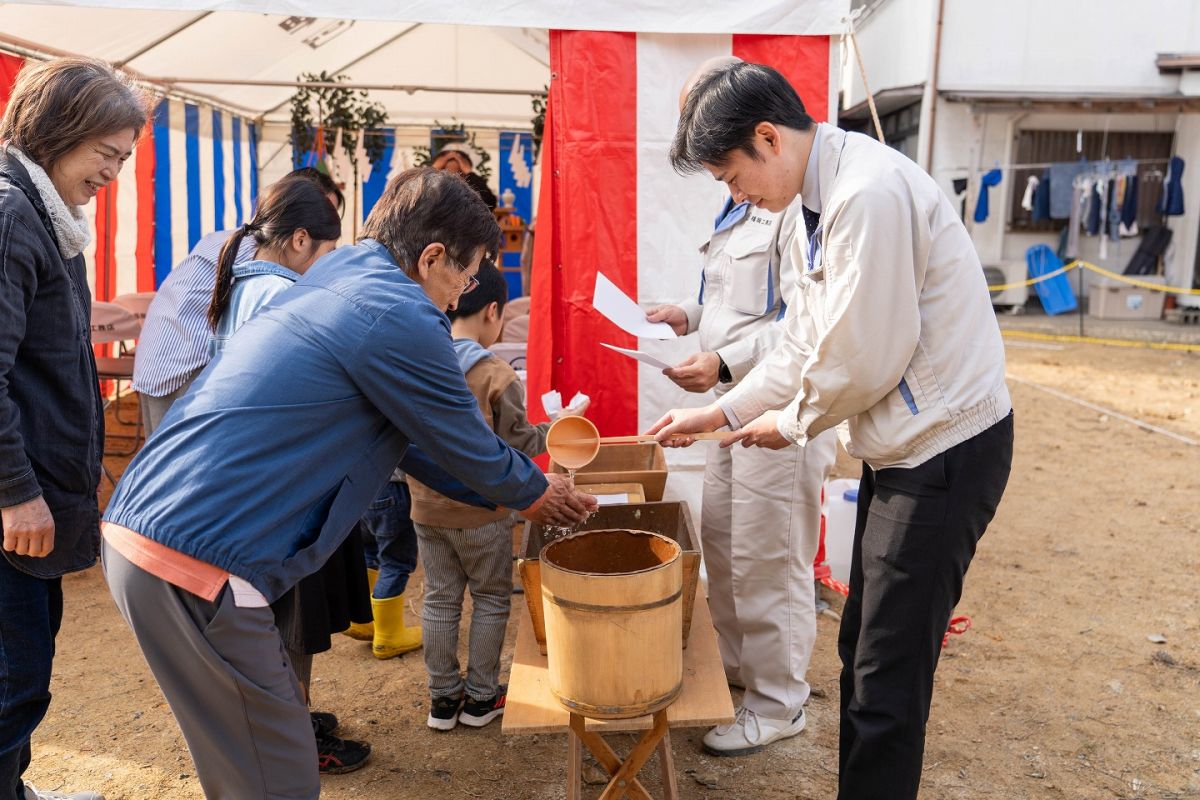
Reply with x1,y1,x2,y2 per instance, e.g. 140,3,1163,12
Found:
823,478,860,584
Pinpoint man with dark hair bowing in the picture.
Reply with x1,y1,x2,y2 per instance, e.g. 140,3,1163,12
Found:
102,167,596,800
649,61,1013,800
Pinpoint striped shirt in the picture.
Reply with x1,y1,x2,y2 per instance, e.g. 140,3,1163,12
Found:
132,231,255,397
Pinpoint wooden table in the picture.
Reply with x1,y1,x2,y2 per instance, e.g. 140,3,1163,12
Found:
503,584,734,798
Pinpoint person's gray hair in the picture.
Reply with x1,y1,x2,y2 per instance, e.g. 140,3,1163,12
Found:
359,167,500,273
0,57,149,171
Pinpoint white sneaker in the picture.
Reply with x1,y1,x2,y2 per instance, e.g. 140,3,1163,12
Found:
702,706,806,757
24,784,104,800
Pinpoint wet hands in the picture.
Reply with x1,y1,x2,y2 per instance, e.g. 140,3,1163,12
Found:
522,472,599,526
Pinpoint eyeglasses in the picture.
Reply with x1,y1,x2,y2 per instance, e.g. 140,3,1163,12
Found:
447,256,479,294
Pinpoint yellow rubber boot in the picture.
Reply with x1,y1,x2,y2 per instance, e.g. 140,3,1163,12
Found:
371,592,422,659
342,568,378,641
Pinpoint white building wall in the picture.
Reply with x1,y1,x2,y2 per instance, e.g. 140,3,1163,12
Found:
844,0,1200,102
841,0,933,107
937,0,1200,94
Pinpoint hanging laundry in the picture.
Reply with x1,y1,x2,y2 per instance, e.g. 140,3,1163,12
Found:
1048,161,1090,219
1032,168,1051,222
1055,225,1070,262
1021,175,1039,212
1064,180,1084,259
1108,177,1122,242
973,168,1002,223
951,177,968,222
1085,180,1102,236
1156,155,1185,216
1119,174,1139,237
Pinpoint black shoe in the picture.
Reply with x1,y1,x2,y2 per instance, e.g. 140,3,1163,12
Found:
316,731,371,775
459,689,506,728
427,694,462,731
310,710,339,738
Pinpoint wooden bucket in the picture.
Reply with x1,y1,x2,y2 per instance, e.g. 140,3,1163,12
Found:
540,529,683,719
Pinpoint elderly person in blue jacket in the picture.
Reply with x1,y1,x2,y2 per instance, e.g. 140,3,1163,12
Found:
101,166,596,800
0,57,147,800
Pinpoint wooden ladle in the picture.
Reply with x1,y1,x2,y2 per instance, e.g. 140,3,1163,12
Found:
547,418,728,472
545,416,602,471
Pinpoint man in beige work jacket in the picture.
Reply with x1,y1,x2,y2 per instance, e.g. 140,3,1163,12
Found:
646,194,836,756
651,61,1014,800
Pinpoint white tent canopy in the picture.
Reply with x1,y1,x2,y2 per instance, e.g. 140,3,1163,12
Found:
20,1,847,36
0,6,552,126
0,1,847,125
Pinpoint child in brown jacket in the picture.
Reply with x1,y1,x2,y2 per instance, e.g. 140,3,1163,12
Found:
408,261,558,730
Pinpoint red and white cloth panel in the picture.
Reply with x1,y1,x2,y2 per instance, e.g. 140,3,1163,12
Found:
527,32,833,456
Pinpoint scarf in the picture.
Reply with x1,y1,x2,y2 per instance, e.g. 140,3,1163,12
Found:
7,145,92,260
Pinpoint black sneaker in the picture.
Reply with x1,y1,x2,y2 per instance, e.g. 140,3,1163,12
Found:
427,694,463,731
459,689,506,728
316,731,371,775
310,710,339,738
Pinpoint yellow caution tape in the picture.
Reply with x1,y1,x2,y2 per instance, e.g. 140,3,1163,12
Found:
1001,329,1200,353
986,261,1080,291
987,260,1200,296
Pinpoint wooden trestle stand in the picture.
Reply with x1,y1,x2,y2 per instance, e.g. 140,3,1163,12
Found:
503,582,734,799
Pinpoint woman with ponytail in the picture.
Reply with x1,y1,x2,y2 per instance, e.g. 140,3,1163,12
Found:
207,176,341,353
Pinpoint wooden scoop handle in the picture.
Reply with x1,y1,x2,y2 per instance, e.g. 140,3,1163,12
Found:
557,433,729,444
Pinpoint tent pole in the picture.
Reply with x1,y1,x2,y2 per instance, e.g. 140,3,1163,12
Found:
0,33,260,119
156,76,548,97
259,23,424,117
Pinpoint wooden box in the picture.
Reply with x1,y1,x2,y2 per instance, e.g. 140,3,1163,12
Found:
518,500,701,655
551,442,668,501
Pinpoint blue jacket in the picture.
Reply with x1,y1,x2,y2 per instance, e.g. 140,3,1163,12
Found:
0,152,102,578
104,239,546,601
209,259,301,357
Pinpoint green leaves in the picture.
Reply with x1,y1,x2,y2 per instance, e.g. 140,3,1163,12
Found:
289,71,389,172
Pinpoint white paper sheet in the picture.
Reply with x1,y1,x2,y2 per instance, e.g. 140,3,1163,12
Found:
600,342,673,371
596,493,630,505
542,390,590,418
593,272,677,339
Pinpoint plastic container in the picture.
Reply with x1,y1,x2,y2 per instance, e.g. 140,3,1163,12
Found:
823,478,860,584
1088,276,1166,320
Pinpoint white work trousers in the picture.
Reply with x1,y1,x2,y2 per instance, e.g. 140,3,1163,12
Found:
700,427,836,720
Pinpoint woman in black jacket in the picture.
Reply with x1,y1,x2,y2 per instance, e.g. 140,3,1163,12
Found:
0,57,146,800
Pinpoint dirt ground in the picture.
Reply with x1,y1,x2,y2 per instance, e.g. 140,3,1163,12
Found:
23,336,1200,800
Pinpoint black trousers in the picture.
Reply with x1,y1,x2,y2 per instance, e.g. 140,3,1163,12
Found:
837,413,1014,800
0,556,63,800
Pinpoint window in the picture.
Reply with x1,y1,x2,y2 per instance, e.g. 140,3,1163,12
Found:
840,100,921,163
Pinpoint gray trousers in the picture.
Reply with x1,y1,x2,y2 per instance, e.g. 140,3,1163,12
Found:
138,369,200,438
415,518,513,702
103,541,319,800
701,427,837,720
